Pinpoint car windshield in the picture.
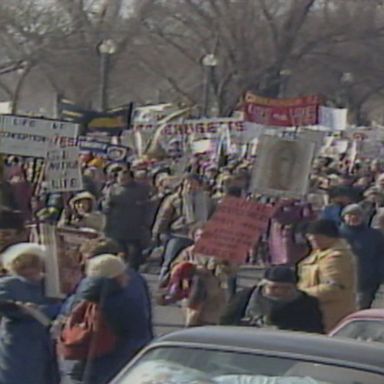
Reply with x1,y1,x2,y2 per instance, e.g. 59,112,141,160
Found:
113,346,382,384
333,320,384,343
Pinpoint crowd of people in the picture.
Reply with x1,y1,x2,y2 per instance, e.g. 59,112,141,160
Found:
0,147,384,383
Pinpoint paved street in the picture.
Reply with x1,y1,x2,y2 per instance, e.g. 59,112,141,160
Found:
144,265,269,336
143,265,384,337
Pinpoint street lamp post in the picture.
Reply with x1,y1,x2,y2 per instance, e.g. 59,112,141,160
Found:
97,39,117,112
340,72,354,108
202,53,218,117
279,69,292,98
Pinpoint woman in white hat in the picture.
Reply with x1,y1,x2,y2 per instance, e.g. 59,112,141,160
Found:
0,243,60,384
58,191,105,233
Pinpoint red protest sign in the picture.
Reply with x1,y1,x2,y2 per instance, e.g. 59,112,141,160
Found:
194,197,274,263
243,92,322,127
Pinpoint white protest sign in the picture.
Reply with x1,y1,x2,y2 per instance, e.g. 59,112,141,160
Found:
45,146,83,192
0,101,11,114
191,139,215,154
0,115,79,157
319,106,347,131
133,118,245,139
250,135,315,197
320,139,349,157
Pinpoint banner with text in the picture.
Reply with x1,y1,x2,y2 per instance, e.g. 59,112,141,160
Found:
194,197,274,263
243,92,323,127
45,146,83,192
79,137,131,163
133,118,245,137
0,115,79,157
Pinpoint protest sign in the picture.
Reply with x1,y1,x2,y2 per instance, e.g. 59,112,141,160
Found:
36,224,98,298
133,117,245,137
0,115,79,157
45,146,83,192
55,227,99,295
250,135,315,197
191,139,216,154
86,107,130,135
319,106,347,131
132,103,181,122
79,137,130,162
194,197,274,263
37,224,62,299
243,92,322,127
0,101,11,114
57,96,133,134
320,139,349,158
356,140,384,159
298,128,327,155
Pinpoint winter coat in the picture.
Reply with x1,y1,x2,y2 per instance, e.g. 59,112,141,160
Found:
0,180,17,210
0,275,60,384
185,268,226,326
320,204,343,225
268,202,314,265
340,223,384,292
61,268,153,344
152,190,214,237
370,207,384,232
62,275,152,384
9,178,33,221
58,192,106,233
220,286,324,333
103,182,150,242
298,239,357,332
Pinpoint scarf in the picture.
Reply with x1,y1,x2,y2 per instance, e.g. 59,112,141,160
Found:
244,285,301,327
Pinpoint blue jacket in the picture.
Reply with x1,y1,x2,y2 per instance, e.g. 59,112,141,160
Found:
61,267,153,340
61,272,153,384
0,276,60,384
340,224,384,290
320,204,343,225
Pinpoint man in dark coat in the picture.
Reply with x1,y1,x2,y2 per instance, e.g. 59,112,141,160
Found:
220,266,324,333
0,208,26,254
0,158,17,211
103,169,150,270
339,203,384,309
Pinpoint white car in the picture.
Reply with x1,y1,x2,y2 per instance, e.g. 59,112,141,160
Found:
110,326,384,384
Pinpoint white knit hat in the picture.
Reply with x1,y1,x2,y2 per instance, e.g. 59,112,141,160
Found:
86,254,126,279
1,243,46,271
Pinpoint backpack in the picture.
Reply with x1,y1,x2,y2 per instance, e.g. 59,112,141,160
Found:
57,300,118,360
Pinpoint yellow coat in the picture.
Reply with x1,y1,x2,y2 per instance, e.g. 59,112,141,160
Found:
298,239,357,332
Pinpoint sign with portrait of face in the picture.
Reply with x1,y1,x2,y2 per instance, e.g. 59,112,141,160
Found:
250,135,315,198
